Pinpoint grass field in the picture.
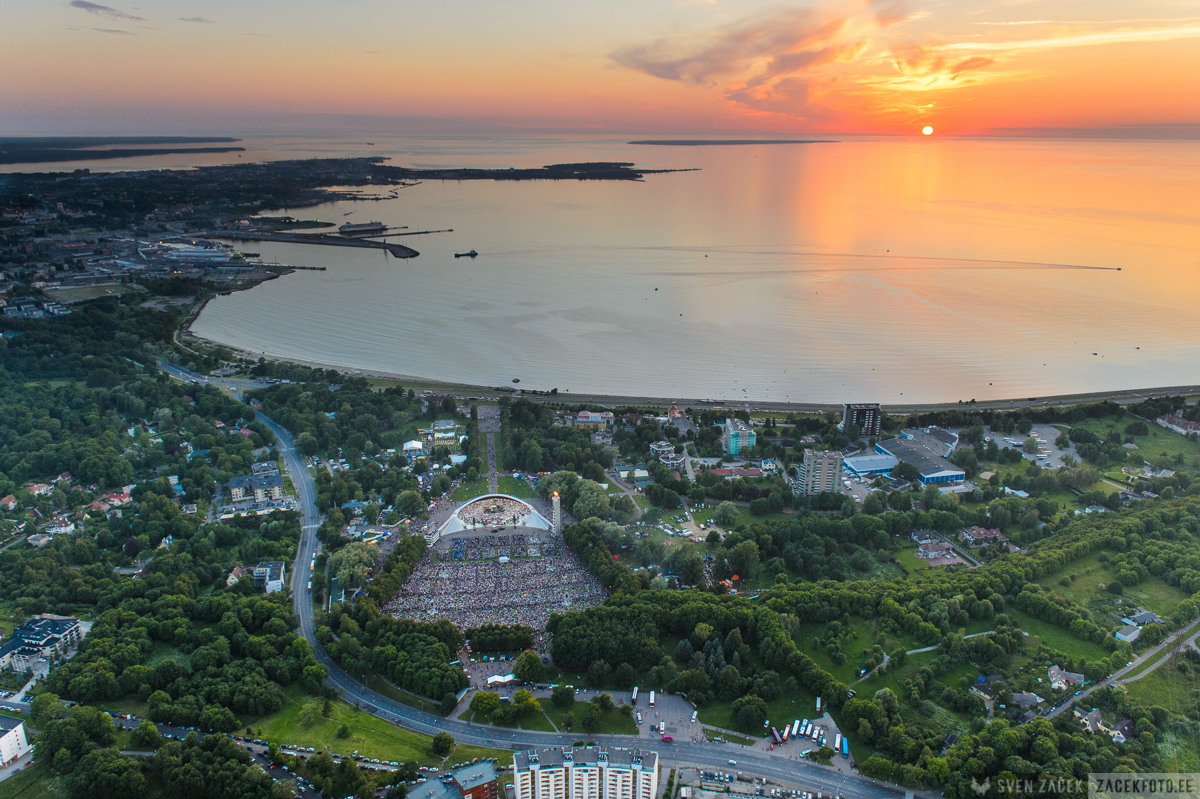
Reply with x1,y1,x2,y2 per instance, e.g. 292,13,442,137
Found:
1008,608,1111,662
1037,552,1190,621
1123,653,1200,772
249,686,509,765
361,673,440,714
542,700,638,736
44,284,139,303
451,479,489,502
894,547,930,573
496,476,534,499
698,689,818,737
0,763,69,799
1070,414,1200,471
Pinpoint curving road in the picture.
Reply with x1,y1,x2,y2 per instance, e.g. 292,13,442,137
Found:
163,361,903,799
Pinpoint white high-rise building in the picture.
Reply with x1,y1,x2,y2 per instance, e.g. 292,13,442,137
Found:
794,449,844,496
514,748,658,799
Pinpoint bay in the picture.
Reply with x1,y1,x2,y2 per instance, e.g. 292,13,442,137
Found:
169,134,1200,404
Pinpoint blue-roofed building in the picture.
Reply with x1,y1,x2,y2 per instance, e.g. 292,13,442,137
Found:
875,438,965,486
843,453,899,477
0,615,81,669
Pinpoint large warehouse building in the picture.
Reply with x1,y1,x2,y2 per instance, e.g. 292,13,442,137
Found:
875,438,965,486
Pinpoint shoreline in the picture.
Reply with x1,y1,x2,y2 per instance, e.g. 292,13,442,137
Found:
180,315,1200,413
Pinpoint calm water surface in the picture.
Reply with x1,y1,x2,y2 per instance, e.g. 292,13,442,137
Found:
161,134,1200,403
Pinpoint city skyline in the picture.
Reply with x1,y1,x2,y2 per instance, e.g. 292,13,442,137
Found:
2,0,1198,136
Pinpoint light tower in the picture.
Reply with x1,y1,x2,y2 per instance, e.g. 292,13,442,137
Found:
552,491,561,533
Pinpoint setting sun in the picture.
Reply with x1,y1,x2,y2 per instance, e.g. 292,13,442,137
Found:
922,126,934,135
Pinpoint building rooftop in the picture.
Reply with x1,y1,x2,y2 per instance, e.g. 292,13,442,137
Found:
514,747,656,771
455,762,497,790
876,438,964,479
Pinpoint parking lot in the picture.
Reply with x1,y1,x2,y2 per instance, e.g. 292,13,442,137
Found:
981,423,1076,469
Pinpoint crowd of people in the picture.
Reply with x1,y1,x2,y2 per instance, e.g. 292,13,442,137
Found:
382,532,606,631
446,533,547,561
457,496,531,528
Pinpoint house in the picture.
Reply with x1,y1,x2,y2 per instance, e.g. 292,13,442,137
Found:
253,561,287,594
1048,665,1085,691
1131,609,1163,626
0,717,31,767
1075,707,1111,735
409,762,498,799
1114,720,1135,744
571,410,614,429
590,430,614,447
969,677,999,701
1011,691,1044,710
960,527,1007,546
26,534,51,547
89,500,110,513
710,468,762,478
226,566,245,587
26,483,51,497
44,517,75,536
1115,625,1141,643
0,496,15,512
1156,414,1200,435
910,529,935,545
106,492,132,506
227,473,284,503
0,615,81,669
916,541,954,559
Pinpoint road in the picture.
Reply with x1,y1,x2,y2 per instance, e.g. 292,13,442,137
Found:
1046,615,1200,719
157,359,903,799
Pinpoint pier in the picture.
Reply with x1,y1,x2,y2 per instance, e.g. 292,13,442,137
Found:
215,230,423,258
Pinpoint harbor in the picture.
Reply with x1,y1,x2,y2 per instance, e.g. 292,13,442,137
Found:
212,230,424,258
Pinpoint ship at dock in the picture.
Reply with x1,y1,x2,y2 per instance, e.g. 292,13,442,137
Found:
338,221,388,236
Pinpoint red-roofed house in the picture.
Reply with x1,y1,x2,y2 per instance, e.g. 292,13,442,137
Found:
26,483,51,497
239,428,254,437
106,493,132,507
0,496,16,512
709,468,763,478
960,527,1008,546
89,500,110,513
214,420,225,429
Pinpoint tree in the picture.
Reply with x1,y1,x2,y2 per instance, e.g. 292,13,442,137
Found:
512,650,545,684
1022,437,1039,454
731,695,767,730
470,692,501,719
129,720,162,751
300,703,320,727
580,704,601,733
513,689,541,717
551,685,575,709
713,502,739,527
588,659,612,687
592,692,614,712
432,732,455,756
337,724,351,739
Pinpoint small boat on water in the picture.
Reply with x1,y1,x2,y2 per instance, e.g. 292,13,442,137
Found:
454,250,478,258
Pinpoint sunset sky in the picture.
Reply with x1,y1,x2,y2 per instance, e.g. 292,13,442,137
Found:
2,0,1198,135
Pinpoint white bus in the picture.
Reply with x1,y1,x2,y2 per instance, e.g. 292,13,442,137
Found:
792,720,801,738
815,696,822,713
691,711,698,724
834,733,843,751
649,691,656,707
632,687,639,704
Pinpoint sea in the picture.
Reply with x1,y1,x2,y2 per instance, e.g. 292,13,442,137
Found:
18,134,1200,404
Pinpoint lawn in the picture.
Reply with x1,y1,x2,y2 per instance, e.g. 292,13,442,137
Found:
44,284,139,303
542,700,638,736
361,673,441,714
451,479,489,502
1069,414,1200,472
0,763,69,799
496,476,534,499
703,728,756,746
893,547,929,573
248,685,509,765
698,689,818,737
1008,608,1111,663
1123,653,1200,772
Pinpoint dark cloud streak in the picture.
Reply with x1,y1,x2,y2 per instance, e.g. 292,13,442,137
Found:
69,0,145,21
